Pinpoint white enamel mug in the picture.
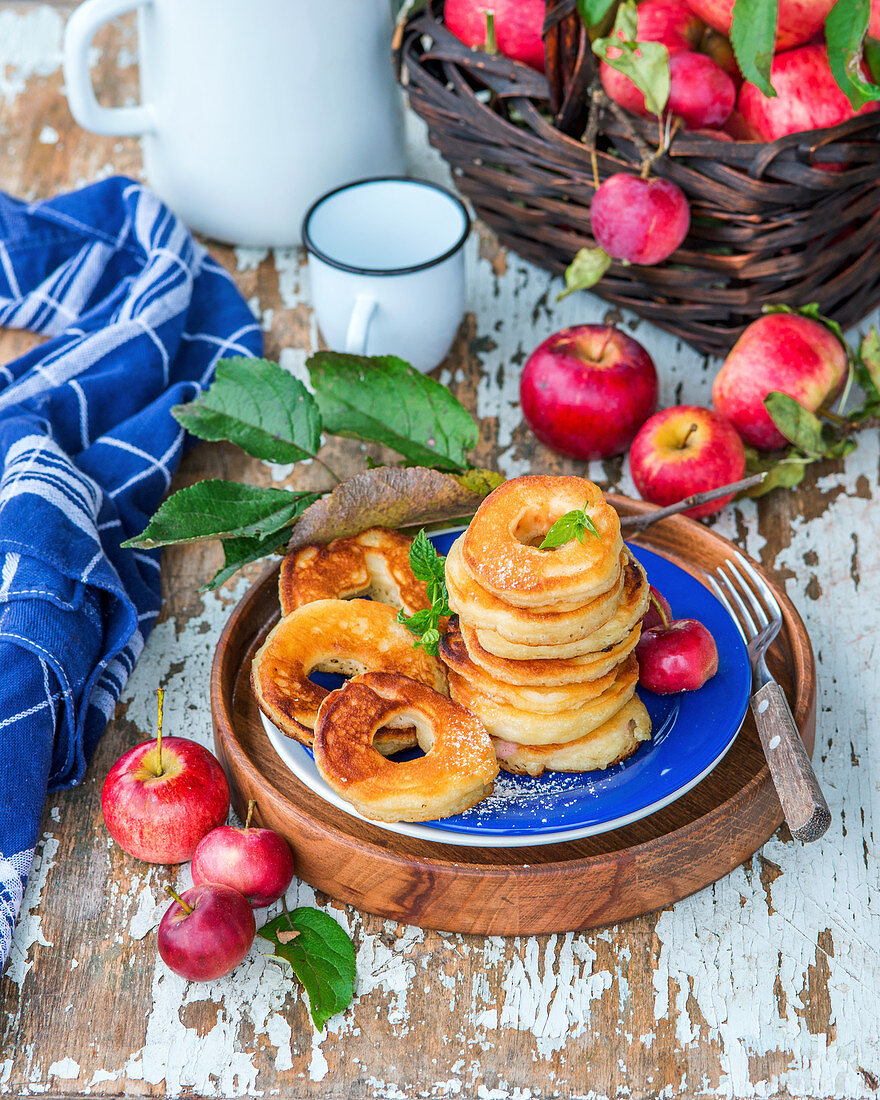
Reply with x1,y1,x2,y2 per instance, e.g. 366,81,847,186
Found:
62,0,405,246
302,177,470,373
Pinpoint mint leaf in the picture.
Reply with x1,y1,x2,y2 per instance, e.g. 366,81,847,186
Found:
593,3,671,116
396,528,450,655
558,248,613,301
764,393,825,455
825,0,880,108
730,0,778,98
408,528,446,585
258,908,356,1032
123,481,321,549
540,505,600,549
173,358,322,464
308,352,477,472
578,0,617,30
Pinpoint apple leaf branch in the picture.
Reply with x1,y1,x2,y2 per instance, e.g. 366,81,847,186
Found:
742,321,880,497
123,353,500,589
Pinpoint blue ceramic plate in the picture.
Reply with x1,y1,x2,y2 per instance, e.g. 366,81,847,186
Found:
262,530,751,849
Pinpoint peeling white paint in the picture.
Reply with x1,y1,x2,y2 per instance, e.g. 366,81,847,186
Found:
0,7,63,105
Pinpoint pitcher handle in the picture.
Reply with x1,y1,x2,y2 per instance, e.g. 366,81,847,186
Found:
64,0,156,136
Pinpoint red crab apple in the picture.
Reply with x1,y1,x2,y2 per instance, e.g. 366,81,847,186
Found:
158,884,256,982
520,325,658,460
629,405,746,518
711,313,848,450
102,690,230,864
591,174,690,265
192,800,295,909
642,586,673,632
737,44,879,144
666,51,736,130
444,0,545,71
684,0,835,51
636,618,719,693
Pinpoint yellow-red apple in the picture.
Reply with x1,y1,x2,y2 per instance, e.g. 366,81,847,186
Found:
684,0,835,51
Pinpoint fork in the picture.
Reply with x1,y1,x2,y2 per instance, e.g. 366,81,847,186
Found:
709,552,831,843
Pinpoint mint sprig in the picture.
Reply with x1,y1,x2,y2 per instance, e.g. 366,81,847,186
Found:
539,505,600,549
258,907,355,1032
396,529,450,656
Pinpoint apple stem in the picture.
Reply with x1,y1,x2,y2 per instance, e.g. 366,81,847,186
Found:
164,884,193,915
678,423,699,449
155,687,164,778
244,799,256,830
648,590,671,629
483,9,498,54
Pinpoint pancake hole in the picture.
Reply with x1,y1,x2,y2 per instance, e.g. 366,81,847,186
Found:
512,506,565,550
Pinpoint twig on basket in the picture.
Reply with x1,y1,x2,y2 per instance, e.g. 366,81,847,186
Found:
619,472,768,531
582,78,605,189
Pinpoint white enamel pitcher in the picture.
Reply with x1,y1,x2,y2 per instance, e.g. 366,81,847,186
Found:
63,0,406,246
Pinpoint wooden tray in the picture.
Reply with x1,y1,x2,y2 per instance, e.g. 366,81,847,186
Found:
211,496,816,935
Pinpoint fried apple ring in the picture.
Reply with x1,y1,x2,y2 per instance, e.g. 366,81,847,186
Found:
446,653,640,745
313,672,499,822
461,476,624,608
446,535,628,644
279,527,429,617
492,697,651,776
252,599,446,755
439,624,621,714
471,554,649,657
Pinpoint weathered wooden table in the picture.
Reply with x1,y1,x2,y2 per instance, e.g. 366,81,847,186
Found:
1,5,878,1097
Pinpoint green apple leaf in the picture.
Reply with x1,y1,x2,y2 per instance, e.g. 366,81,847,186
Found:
856,326,880,404
258,908,356,1032
558,247,613,301
764,393,825,455
205,530,291,591
592,1,671,117
308,352,477,473
172,358,323,463
578,0,617,31
730,0,779,98
825,0,880,108
123,481,321,549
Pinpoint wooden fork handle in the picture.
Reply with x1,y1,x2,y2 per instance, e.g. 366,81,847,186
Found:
751,681,831,843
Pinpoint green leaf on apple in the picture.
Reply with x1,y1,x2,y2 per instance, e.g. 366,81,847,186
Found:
558,247,613,300
258,907,356,1032
172,358,323,464
730,0,779,98
743,446,809,495
308,351,477,473
592,1,671,117
577,0,617,32
764,392,826,455
540,505,600,549
855,326,880,409
825,0,880,109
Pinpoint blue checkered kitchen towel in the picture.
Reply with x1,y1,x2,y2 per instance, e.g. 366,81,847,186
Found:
0,177,262,968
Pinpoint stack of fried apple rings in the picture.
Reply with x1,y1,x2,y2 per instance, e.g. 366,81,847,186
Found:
440,475,652,776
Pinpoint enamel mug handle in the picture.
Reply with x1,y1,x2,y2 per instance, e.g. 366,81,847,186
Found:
345,294,377,356
64,0,156,135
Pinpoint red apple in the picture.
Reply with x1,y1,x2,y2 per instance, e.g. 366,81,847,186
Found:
444,0,546,71
628,405,746,518
520,325,658,459
591,174,690,265
711,313,848,450
102,734,230,864
871,0,880,37
684,0,835,51
636,619,719,693
737,44,879,144
158,884,256,981
667,51,736,129
642,586,673,632
192,801,295,908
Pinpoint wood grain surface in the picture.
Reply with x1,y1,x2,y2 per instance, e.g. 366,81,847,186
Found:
212,503,815,935
0,5,878,1099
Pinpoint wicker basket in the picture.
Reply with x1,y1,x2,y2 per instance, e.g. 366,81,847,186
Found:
396,0,880,357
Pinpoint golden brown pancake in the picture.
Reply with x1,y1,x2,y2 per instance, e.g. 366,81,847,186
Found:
461,476,624,608
252,599,446,754
313,672,499,822
492,697,651,776
279,527,430,617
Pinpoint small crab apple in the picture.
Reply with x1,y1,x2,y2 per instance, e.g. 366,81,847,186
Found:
636,618,720,693
444,0,546,71
158,884,256,982
591,174,690,266
667,51,735,130
642,586,673,632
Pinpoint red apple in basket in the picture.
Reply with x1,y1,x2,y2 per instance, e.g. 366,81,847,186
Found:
520,324,658,459
712,313,848,450
102,690,230,864
192,800,295,908
158,884,255,981
444,0,546,71
629,405,746,518
683,0,835,51
591,174,690,265
737,44,879,145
